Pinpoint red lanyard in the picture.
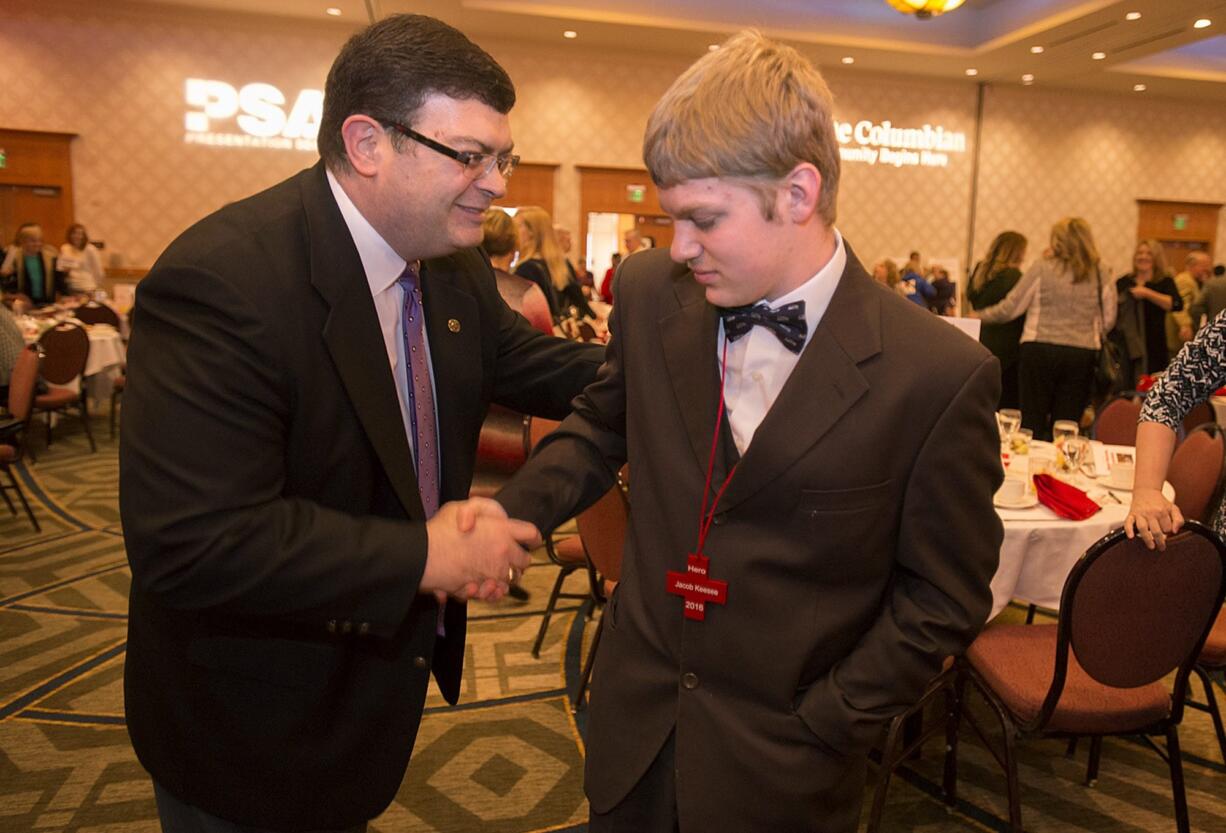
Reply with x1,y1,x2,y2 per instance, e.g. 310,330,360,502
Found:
695,340,738,556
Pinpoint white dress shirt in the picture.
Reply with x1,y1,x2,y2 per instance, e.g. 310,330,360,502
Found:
326,169,438,467
719,229,847,455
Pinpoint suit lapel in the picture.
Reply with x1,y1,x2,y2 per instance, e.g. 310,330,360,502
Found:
661,273,723,475
301,163,425,519
419,257,481,501
717,251,882,514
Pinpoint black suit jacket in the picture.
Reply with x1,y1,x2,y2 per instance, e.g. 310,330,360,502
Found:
119,162,602,831
498,246,1002,831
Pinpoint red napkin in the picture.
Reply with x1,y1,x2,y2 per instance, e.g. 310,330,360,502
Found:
1136,374,1156,393
1033,474,1101,521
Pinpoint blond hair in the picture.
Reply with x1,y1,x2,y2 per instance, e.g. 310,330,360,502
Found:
643,30,841,225
1135,238,1169,279
516,206,569,292
481,209,516,258
875,258,899,288
1049,217,1101,284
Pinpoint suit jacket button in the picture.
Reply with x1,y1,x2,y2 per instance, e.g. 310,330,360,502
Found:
682,672,699,690
358,622,370,636
326,620,338,634
413,655,428,669
341,621,353,635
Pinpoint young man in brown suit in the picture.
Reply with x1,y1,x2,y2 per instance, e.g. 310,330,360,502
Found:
497,30,1003,832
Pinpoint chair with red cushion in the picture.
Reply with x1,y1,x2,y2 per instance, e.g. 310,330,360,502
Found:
1168,423,1226,524
1186,607,1226,764
1092,395,1142,446
1181,401,1215,438
73,301,121,329
943,523,1226,833
1,345,42,531
34,321,96,452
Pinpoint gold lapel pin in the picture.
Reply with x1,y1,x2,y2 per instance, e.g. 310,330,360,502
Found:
447,318,461,333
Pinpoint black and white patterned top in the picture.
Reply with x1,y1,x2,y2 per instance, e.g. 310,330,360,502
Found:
1140,309,1226,535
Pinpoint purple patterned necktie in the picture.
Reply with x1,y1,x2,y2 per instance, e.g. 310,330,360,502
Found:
397,262,440,519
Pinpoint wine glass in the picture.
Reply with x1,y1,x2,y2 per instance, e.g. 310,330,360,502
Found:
996,409,1021,443
1063,436,1090,477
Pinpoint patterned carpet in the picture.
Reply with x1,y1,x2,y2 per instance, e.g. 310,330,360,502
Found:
2,412,1225,832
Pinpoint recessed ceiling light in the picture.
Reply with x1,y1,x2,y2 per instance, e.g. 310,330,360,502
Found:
1194,18,1212,29
1022,73,1034,83
965,68,978,76
841,56,855,64
1125,12,1141,21
1030,45,1044,54
1133,83,1147,91
1092,52,1106,60
325,7,341,15
563,30,578,39
708,44,720,51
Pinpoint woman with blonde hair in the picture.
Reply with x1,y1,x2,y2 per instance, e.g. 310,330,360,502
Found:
975,218,1116,440
59,223,105,294
967,230,1028,408
513,206,593,321
1112,238,1182,386
871,258,899,290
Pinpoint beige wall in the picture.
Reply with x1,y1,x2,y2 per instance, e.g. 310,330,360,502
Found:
2,0,1224,278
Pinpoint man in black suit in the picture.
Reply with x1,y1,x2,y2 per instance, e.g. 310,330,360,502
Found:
498,31,1001,832
119,14,602,832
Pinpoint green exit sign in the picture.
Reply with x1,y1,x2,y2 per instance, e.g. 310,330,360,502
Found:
1173,214,1189,231
626,184,646,203
0,148,6,169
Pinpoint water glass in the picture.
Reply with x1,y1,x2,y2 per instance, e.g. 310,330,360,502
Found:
1053,420,1079,444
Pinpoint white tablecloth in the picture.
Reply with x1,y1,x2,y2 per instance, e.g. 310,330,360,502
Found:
989,443,1173,618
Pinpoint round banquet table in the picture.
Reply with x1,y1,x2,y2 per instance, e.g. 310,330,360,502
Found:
988,442,1174,619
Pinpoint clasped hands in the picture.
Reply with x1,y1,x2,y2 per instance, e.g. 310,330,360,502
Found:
422,497,541,603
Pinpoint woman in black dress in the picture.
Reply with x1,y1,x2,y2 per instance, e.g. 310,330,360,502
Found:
966,230,1028,409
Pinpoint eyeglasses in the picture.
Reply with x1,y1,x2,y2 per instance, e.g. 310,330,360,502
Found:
381,120,519,180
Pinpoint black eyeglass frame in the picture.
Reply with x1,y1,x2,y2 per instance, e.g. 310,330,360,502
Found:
381,119,519,180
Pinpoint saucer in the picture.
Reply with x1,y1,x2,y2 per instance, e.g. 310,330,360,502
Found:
994,491,1039,509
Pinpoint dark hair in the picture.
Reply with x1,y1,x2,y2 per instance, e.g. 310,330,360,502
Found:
318,14,515,172
1216,264,1226,277
66,223,89,247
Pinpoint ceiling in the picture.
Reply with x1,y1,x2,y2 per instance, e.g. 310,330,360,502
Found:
132,0,1226,100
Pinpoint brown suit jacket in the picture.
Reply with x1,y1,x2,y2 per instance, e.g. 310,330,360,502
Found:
498,245,1003,831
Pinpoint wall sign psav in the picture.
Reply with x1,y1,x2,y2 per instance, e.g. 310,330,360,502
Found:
184,79,321,151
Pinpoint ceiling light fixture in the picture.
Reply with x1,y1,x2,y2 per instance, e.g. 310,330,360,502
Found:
563,30,578,39
1194,18,1212,29
1092,52,1106,60
325,7,341,15
1030,45,1045,54
1022,73,1034,84
842,56,855,64
708,44,720,52
1133,83,1147,91
1125,12,1141,21
965,68,978,76
885,0,966,20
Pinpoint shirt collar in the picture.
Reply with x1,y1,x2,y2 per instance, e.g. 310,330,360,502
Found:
325,168,406,295
766,228,846,349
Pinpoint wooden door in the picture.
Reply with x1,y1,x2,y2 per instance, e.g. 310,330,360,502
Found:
1136,199,1221,272
0,129,76,246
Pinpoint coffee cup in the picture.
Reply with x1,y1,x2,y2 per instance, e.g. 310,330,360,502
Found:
997,476,1027,503
1108,462,1135,490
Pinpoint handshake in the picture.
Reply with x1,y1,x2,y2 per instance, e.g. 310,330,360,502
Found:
421,497,541,603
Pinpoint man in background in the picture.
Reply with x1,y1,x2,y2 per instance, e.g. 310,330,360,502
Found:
1184,253,1220,333
120,14,600,833
497,30,1001,833
1169,251,1209,349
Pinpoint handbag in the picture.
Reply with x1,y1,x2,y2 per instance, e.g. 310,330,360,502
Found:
1093,266,1121,396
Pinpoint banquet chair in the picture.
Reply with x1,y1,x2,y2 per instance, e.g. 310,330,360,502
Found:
1092,395,1142,446
1181,401,1215,438
468,404,531,499
865,658,957,833
943,523,1226,833
35,321,96,453
527,415,602,659
1,345,41,531
73,301,121,329
570,466,629,712
1185,607,1226,765
1167,423,1226,524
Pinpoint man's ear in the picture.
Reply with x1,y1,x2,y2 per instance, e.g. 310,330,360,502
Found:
782,162,822,224
340,115,386,177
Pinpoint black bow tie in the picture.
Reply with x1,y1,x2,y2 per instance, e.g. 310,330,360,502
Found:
719,301,807,354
